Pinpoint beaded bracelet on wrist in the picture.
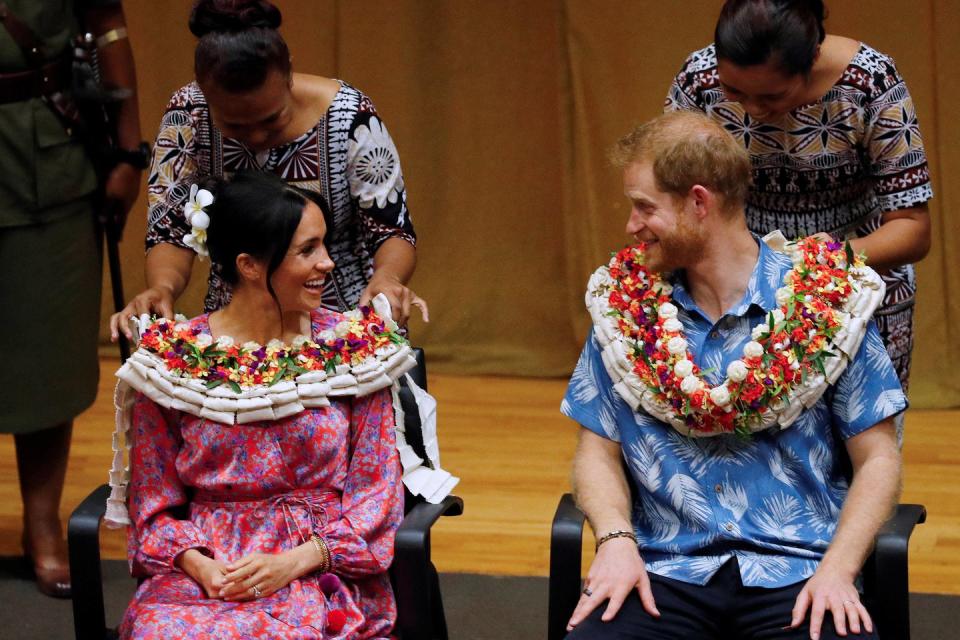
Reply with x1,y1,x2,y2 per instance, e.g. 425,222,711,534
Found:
595,529,637,550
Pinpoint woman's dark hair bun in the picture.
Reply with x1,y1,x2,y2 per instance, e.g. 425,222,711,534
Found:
715,0,828,75
189,0,282,38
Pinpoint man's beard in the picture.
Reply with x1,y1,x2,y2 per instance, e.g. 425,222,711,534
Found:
645,214,708,274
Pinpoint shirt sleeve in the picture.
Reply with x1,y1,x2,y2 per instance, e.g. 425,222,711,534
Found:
561,328,636,443
144,88,205,252
663,50,710,113
345,100,417,255
127,393,211,576
319,388,404,579
829,320,907,439
862,56,934,213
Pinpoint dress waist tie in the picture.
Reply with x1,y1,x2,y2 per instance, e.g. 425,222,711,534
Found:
193,488,340,545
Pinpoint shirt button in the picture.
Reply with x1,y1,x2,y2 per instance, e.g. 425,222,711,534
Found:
714,484,723,494
725,523,734,532
710,330,720,339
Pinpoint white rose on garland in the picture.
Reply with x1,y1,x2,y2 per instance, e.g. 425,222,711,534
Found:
667,337,687,355
663,318,683,333
709,385,731,407
680,375,701,395
658,302,678,319
743,341,764,359
674,359,694,378
726,360,748,382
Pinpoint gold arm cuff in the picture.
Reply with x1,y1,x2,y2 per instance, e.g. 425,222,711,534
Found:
311,534,331,573
95,26,128,48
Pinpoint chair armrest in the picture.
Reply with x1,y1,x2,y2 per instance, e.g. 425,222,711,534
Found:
549,494,586,640
407,347,427,392
68,484,112,640
863,503,926,640
393,495,463,640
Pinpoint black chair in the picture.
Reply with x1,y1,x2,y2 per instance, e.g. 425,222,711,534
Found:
69,348,463,640
548,494,925,640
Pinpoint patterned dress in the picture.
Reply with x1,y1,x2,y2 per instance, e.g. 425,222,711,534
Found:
119,311,404,639
665,43,933,391
146,80,416,312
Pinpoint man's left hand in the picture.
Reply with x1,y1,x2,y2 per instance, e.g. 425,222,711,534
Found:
102,162,142,236
789,565,873,639
359,271,429,326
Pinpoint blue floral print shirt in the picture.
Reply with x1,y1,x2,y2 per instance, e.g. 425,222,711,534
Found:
561,239,906,587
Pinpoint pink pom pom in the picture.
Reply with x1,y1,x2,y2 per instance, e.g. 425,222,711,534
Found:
318,572,341,595
327,608,347,633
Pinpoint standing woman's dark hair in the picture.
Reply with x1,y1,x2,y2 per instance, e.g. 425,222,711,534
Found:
189,0,291,92
715,0,827,75
111,0,425,340
202,171,332,303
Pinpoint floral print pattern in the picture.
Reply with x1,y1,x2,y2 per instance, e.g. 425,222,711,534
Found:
119,310,403,639
348,117,404,211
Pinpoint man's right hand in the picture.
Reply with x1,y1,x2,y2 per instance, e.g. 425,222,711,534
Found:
566,537,660,631
109,286,175,341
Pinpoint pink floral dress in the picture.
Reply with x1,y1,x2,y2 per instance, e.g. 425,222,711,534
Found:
119,311,403,639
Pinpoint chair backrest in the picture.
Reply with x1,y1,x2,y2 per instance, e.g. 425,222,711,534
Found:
397,348,431,516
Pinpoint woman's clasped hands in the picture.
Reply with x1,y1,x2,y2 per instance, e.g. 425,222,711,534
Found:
177,547,314,601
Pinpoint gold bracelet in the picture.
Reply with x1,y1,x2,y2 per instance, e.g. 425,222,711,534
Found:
595,529,637,550
95,26,128,49
311,535,331,573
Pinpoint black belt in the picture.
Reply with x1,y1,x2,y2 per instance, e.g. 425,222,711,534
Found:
0,55,71,104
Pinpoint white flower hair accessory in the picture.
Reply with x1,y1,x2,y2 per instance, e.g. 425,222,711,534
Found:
183,184,213,258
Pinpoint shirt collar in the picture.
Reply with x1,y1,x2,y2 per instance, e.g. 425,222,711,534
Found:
668,236,780,320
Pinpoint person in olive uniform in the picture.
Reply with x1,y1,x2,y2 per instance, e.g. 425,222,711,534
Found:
0,0,144,597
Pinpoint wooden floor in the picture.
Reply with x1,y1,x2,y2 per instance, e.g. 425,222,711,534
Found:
1,357,957,594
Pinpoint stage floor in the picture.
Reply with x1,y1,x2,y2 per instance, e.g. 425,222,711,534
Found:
1,357,956,594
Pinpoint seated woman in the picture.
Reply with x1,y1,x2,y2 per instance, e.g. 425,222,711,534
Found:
111,171,412,639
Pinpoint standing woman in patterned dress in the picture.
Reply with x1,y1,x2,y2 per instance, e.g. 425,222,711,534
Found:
111,0,426,340
665,0,932,429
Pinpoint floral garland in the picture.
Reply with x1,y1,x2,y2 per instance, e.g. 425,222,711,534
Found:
106,298,459,529
138,305,406,393
587,234,884,437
